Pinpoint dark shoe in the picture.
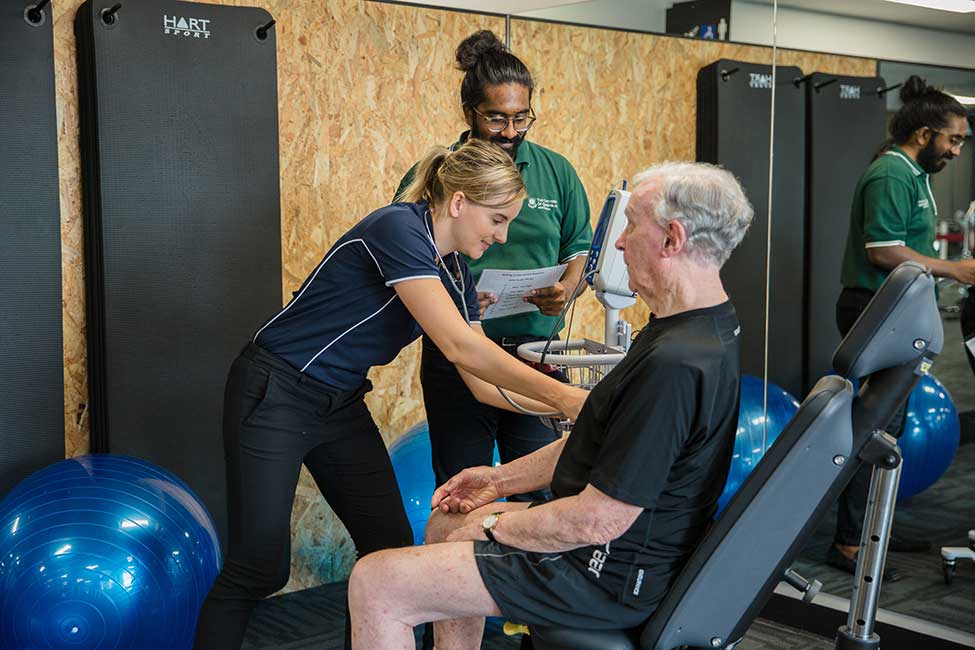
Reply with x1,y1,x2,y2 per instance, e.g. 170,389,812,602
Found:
888,536,932,553
826,545,902,582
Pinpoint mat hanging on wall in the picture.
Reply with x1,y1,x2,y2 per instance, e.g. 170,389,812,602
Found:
0,0,65,498
805,73,888,389
75,0,283,545
698,59,807,397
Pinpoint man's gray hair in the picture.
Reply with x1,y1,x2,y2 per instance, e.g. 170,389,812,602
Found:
633,162,754,267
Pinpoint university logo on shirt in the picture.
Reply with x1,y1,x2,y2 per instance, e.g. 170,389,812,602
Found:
527,197,559,211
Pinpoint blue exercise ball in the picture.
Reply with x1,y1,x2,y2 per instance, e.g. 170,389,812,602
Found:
897,372,960,501
717,376,800,514
0,454,221,650
389,422,500,545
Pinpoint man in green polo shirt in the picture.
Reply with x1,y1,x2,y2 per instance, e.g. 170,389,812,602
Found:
398,32,592,649
394,31,591,504
832,76,971,579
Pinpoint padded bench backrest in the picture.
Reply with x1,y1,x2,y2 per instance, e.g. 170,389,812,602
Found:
642,376,854,650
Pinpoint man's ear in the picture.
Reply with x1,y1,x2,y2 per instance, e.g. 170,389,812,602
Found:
662,220,688,257
915,126,933,148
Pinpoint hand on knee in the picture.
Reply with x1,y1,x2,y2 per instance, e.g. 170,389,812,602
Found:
424,509,459,544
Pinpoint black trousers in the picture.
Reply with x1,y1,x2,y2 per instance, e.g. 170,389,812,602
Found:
834,288,908,546
194,344,413,650
420,335,565,501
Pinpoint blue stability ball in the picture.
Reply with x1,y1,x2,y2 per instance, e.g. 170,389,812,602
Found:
389,422,501,545
717,376,801,514
897,373,960,501
0,455,222,650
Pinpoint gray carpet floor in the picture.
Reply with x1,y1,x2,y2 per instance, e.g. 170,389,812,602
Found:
241,581,835,649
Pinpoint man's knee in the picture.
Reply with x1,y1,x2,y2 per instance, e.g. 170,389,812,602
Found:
348,553,381,608
424,509,469,544
349,549,408,612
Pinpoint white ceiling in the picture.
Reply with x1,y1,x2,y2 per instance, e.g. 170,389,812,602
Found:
407,0,975,33
399,0,590,14
748,0,975,34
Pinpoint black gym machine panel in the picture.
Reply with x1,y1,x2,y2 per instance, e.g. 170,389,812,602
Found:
0,0,65,498
75,0,282,544
803,73,889,391
697,59,807,398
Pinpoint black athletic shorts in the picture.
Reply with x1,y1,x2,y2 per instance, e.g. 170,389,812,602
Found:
472,539,651,629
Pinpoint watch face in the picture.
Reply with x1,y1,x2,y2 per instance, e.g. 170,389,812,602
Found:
482,513,499,529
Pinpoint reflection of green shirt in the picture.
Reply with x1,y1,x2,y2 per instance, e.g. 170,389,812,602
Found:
840,146,937,292
394,132,592,338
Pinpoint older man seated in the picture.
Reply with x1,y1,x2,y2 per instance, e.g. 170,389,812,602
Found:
348,162,755,650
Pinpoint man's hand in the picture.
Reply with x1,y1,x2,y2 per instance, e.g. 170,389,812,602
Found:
524,283,568,316
445,518,490,543
478,291,498,317
431,466,504,514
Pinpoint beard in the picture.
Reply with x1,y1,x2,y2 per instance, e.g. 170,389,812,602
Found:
489,133,524,160
472,124,525,160
917,138,951,174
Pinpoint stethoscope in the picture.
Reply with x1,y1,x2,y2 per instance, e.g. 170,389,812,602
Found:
422,208,559,418
424,209,470,323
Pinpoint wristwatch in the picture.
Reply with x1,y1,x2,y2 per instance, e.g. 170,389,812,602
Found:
482,512,503,543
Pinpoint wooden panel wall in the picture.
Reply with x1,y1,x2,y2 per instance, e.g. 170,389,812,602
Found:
49,0,873,589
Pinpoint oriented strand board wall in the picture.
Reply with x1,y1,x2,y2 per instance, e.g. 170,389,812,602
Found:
51,0,873,589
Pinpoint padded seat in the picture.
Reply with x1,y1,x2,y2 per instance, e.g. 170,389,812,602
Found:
531,626,641,650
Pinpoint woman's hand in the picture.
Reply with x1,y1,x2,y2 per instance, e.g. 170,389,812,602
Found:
558,385,589,421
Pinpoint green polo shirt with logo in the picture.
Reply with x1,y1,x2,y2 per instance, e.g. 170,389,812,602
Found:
840,146,938,293
394,132,592,339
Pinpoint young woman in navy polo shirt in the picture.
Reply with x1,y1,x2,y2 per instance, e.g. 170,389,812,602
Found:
194,139,587,650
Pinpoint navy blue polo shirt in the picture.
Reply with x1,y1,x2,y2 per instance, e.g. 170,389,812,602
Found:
254,202,479,390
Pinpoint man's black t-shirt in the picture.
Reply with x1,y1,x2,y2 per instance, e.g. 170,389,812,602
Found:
550,301,741,611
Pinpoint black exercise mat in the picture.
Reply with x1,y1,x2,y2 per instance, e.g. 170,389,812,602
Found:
697,60,806,397
0,0,65,498
805,73,887,390
75,0,282,544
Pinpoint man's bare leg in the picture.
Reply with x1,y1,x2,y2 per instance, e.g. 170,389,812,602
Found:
348,540,500,650
424,502,532,649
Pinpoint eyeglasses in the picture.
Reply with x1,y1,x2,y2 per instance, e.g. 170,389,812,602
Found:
930,129,967,150
468,105,536,134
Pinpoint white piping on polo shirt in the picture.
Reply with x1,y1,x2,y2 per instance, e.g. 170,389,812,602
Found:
882,150,938,217
865,240,907,249
300,294,399,372
560,250,589,263
253,238,385,344
386,274,440,286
